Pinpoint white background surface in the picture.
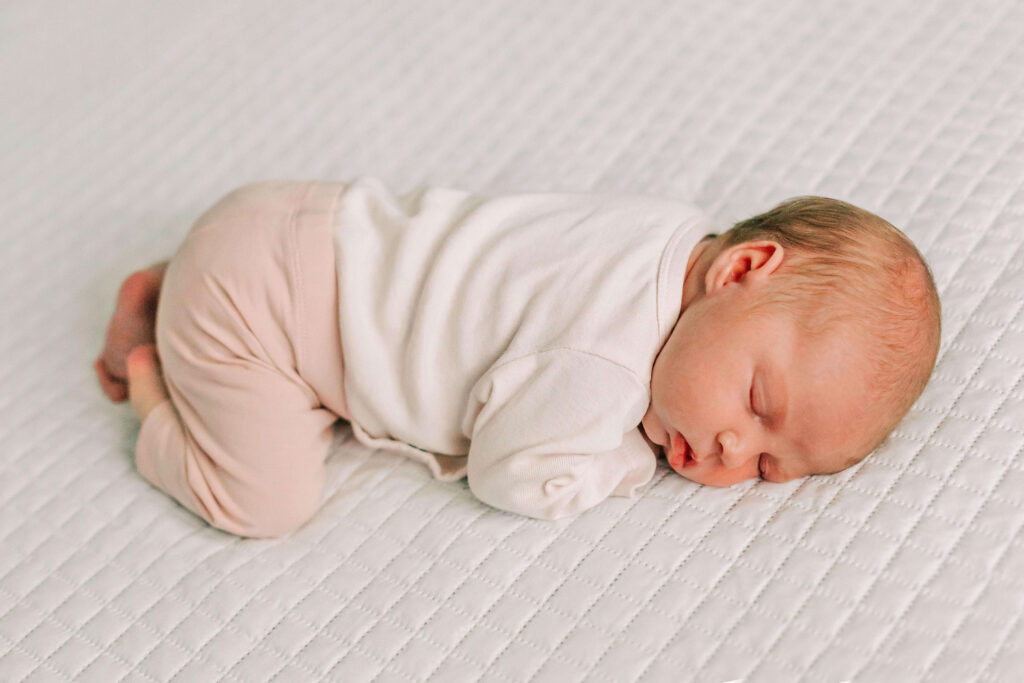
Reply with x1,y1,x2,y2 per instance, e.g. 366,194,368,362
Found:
2,1,1023,680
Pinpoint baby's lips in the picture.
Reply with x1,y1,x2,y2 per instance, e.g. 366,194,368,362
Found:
669,431,698,470
671,432,684,457
668,432,689,470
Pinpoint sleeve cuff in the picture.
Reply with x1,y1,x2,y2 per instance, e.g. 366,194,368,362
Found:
610,428,658,497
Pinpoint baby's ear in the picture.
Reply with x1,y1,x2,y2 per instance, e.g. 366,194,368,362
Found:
705,240,785,293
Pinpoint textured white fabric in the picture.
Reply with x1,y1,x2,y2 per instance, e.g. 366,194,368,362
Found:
333,177,707,515
2,1,1023,681
464,350,656,519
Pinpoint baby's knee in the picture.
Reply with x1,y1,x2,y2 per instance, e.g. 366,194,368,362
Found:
224,468,325,539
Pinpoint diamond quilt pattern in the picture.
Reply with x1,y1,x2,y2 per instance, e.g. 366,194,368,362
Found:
1,1,1023,681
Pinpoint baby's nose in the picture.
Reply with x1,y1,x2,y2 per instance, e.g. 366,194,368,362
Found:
717,430,738,454
717,430,753,469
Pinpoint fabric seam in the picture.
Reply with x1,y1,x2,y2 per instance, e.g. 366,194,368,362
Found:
289,181,318,378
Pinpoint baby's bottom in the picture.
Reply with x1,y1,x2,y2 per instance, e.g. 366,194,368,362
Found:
136,180,350,538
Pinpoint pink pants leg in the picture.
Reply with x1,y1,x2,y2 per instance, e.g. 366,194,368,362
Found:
135,180,350,538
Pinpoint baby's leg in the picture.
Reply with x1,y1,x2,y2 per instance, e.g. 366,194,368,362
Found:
133,329,336,539
131,181,343,539
95,260,169,402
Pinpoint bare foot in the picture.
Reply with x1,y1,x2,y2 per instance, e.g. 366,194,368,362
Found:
95,261,168,402
126,344,170,421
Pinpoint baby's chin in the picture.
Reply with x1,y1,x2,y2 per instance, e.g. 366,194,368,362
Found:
670,465,703,484
667,457,753,487
669,463,716,486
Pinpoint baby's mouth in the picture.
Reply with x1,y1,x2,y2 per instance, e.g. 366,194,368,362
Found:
668,431,696,470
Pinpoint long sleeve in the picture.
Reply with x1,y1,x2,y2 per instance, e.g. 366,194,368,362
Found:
465,350,657,520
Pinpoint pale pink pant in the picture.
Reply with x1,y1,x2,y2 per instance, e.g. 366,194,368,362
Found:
135,180,351,538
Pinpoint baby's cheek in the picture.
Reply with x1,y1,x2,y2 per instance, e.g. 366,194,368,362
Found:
638,427,662,457
640,405,668,447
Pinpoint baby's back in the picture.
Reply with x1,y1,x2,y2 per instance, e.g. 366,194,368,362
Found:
332,177,710,467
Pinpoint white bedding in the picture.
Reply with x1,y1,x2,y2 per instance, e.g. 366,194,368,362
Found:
2,1,1022,681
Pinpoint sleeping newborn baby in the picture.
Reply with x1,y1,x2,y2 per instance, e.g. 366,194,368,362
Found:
95,178,941,537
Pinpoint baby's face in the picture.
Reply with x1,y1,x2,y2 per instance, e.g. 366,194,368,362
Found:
641,244,879,487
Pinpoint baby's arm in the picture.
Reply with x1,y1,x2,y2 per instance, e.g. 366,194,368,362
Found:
465,350,656,520
468,428,656,519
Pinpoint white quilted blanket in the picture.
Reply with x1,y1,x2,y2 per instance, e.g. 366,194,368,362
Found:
2,1,1022,681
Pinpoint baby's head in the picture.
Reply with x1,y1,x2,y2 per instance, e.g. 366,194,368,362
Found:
641,196,941,486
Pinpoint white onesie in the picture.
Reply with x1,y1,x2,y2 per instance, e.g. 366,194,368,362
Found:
332,177,711,519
